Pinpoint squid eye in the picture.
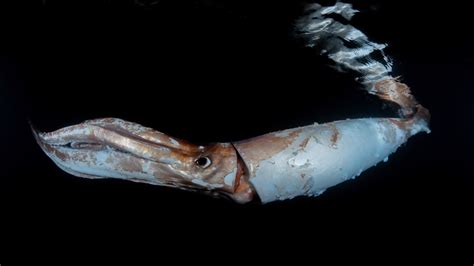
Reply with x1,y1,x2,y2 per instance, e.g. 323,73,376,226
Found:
195,156,212,168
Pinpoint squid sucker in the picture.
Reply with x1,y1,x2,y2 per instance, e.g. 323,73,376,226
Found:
33,3,430,204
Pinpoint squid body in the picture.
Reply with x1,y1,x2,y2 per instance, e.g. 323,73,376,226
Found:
33,79,430,203
33,2,430,203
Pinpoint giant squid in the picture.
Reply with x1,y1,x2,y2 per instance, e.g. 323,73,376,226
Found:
33,2,430,204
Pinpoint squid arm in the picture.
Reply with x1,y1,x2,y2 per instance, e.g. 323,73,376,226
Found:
33,2,430,204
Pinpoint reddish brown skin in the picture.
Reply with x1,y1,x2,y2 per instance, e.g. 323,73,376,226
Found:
374,79,418,117
328,124,340,148
233,129,302,168
374,79,430,131
228,155,255,203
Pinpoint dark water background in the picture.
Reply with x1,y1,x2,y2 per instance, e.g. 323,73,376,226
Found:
1,0,472,260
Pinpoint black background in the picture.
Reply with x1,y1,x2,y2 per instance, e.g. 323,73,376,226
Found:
1,0,472,259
